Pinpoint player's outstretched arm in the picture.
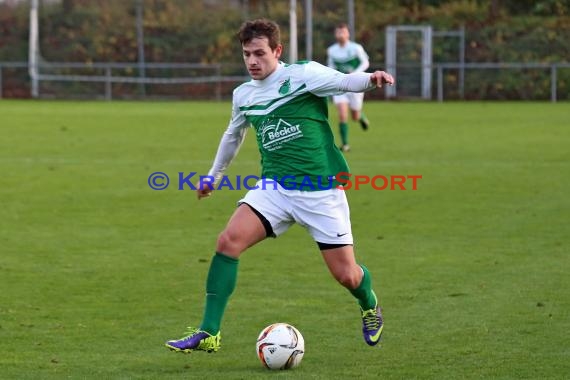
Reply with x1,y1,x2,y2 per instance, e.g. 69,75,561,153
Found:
302,62,395,99
336,70,395,93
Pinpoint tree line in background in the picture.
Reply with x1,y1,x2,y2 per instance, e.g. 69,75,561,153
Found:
0,0,569,99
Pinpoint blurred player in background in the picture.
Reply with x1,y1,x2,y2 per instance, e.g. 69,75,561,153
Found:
327,23,371,152
165,18,394,355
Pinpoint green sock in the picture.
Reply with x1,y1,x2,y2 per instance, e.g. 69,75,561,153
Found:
339,122,349,145
360,112,368,122
349,264,377,310
199,252,239,335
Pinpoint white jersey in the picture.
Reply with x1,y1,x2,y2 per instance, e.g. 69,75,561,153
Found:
206,61,375,189
327,41,369,74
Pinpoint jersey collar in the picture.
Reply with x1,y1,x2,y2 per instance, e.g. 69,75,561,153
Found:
251,61,285,86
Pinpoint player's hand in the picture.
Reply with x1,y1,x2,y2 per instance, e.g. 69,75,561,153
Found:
197,181,214,200
370,71,395,88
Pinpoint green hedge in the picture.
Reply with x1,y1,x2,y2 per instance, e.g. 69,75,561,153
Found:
1,0,569,99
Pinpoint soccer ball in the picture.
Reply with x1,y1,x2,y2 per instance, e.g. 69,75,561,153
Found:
256,323,305,370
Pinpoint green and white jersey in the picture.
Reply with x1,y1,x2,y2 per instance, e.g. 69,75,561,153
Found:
327,41,369,74
220,61,354,190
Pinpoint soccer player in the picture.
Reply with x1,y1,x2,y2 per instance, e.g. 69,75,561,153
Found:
327,22,371,152
165,19,394,354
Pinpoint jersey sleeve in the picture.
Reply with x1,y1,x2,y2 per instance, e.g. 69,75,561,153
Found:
303,61,374,97
226,93,249,134
354,44,370,72
206,92,249,183
303,61,346,97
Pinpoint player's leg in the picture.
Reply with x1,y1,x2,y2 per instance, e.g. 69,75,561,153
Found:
333,94,350,152
349,92,369,131
166,182,293,353
320,245,383,346
216,203,269,258
292,188,383,346
166,204,268,353
201,203,269,330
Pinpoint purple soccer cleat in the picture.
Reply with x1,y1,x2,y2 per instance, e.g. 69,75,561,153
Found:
361,305,383,346
165,327,221,353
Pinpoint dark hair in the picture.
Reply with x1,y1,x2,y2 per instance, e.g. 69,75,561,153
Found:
335,22,349,30
238,19,281,50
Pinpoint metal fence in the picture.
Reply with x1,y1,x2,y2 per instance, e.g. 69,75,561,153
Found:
435,62,570,102
1,61,249,100
1,61,569,101
37,62,249,100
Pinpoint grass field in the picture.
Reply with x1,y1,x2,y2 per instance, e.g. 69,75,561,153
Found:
0,100,569,379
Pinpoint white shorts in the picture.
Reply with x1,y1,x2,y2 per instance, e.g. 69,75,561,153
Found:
238,180,353,245
332,92,365,111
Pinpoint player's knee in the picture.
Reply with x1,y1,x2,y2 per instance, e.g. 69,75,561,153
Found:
335,270,361,289
216,229,243,255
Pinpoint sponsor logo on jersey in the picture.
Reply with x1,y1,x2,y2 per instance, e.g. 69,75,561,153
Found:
260,118,303,151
